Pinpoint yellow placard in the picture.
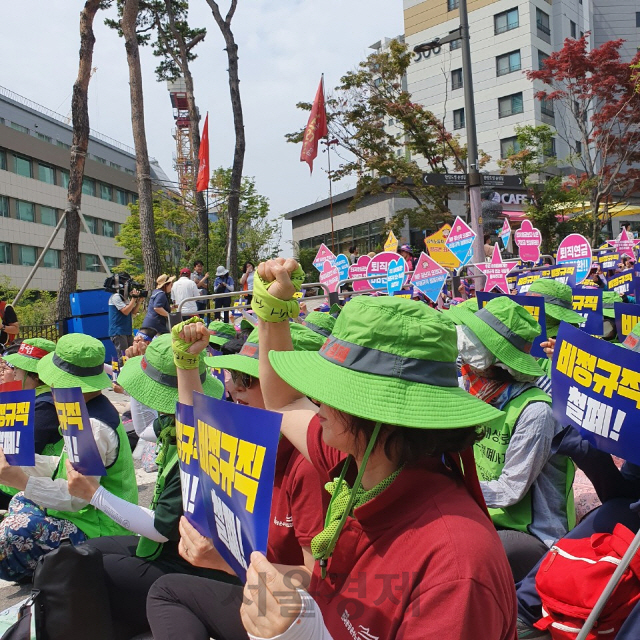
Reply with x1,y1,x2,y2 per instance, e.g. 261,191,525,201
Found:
384,230,398,253
424,224,460,271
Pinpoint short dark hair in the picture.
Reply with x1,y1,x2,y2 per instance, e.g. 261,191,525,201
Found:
242,262,255,273
349,246,357,253
220,336,246,356
137,327,157,340
484,234,491,243
193,260,204,267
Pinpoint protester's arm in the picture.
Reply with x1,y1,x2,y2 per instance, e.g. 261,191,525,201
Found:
130,396,158,442
480,403,556,508
175,320,208,406
178,516,235,573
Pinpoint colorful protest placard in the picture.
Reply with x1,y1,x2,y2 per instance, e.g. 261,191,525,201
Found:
572,288,603,336
319,261,341,294
557,234,592,284
424,224,460,271
596,251,620,271
384,230,399,253
515,264,578,293
551,323,640,465
193,394,281,581
499,219,511,252
473,245,519,294
0,388,35,466
477,292,547,358
614,302,640,342
312,243,337,272
366,251,408,291
608,228,640,260
514,220,542,263
607,269,634,296
175,402,211,538
410,252,449,302
386,256,407,296
333,254,350,282
51,387,106,476
348,255,372,292
445,217,476,267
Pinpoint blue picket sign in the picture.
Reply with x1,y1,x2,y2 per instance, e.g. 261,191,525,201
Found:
0,389,35,466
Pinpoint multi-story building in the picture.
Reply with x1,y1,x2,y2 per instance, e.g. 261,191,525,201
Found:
0,86,171,292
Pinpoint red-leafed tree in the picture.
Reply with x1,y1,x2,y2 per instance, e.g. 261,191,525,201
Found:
527,36,640,245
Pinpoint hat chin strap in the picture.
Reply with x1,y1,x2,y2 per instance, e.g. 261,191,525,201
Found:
316,421,382,580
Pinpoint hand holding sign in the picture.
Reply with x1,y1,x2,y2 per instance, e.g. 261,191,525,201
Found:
178,516,233,573
0,388,35,466
0,448,29,491
65,459,100,501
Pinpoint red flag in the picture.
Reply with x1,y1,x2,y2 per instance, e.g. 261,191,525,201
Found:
196,113,209,192
300,77,328,174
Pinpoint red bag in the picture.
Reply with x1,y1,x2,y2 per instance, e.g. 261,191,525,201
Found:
534,524,640,639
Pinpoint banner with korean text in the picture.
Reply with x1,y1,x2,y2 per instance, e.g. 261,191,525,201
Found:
572,288,603,336
614,302,640,342
193,393,281,581
0,389,35,466
515,264,578,293
552,323,640,464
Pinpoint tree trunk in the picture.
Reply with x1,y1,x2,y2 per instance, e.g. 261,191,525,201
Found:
56,0,102,325
206,0,245,283
122,0,162,291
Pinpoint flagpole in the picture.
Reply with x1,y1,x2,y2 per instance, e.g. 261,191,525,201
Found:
321,74,336,254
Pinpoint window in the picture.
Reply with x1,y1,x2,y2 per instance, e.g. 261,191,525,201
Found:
84,254,102,272
453,108,465,130
0,243,10,265
116,189,128,206
40,206,57,226
82,177,95,197
109,162,122,170
36,132,52,143
13,155,31,178
93,156,107,164
0,196,8,217
538,49,550,70
388,119,395,126
451,68,463,90
102,220,116,238
500,137,521,159
537,8,551,37
105,256,119,269
570,20,577,39
0,149,6,171
450,29,461,50
637,12,640,28
495,8,519,35
545,138,557,158
99,183,112,201
83,215,97,234
373,77,383,88
447,0,459,10
124,168,135,176
38,163,55,184
575,140,582,155
10,122,29,134
43,249,60,269
60,170,70,189
18,246,37,266
498,92,524,118
57,140,71,150
16,201,35,222
496,50,521,76
540,98,555,118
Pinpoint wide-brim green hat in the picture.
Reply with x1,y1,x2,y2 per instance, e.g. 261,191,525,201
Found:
456,296,545,378
528,278,585,325
603,291,623,319
118,334,223,414
269,296,504,430
207,320,237,348
3,338,56,374
38,334,112,393
445,297,478,326
205,323,325,379
303,311,336,338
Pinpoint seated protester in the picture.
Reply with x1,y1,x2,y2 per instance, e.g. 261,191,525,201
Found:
0,335,138,581
0,339,61,508
173,260,517,640
301,310,336,339
65,333,226,640
455,296,574,582
147,321,328,640
0,343,20,384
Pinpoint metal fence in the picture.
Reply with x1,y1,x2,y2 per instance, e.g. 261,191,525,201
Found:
19,324,59,342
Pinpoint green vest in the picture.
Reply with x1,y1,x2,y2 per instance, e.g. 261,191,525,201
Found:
136,443,179,561
474,387,575,533
47,420,138,539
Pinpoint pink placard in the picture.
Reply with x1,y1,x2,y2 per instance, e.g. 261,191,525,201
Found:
557,233,592,284
348,255,372,292
608,228,640,260
474,245,519,294
313,243,337,271
319,261,341,293
514,220,542,263
366,251,408,291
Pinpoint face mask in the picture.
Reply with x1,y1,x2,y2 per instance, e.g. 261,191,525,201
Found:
457,325,496,371
603,319,617,341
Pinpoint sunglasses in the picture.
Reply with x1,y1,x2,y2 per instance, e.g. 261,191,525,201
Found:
230,369,255,389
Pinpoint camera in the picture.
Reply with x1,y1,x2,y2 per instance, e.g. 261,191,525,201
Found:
104,273,148,299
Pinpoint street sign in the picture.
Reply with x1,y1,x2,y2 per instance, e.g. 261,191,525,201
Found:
481,174,523,188
422,173,468,187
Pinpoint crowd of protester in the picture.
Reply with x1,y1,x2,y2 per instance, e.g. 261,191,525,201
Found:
0,245,640,640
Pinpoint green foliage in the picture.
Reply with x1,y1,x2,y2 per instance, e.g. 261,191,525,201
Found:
116,197,199,278
295,247,319,284
0,277,58,328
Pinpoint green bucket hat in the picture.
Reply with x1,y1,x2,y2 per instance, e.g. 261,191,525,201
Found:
445,297,478,326
303,311,336,338
205,323,325,379
38,334,112,393
603,291,623,319
207,321,237,348
269,296,504,429
3,338,56,374
118,334,224,415
456,296,545,378
527,279,585,325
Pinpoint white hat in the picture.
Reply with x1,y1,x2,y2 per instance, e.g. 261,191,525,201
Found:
216,266,229,276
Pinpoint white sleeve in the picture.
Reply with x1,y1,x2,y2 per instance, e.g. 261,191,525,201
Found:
90,486,167,542
248,590,334,640
22,454,60,479
24,417,120,512
130,397,158,442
